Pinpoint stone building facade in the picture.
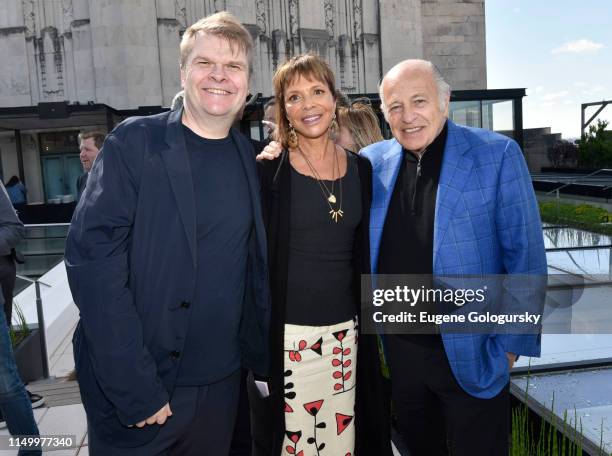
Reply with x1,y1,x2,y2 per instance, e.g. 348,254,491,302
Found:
0,0,486,203
0,0,486,108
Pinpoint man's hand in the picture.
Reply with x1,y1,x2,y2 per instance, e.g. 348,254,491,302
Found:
506,352,517,370
132,403,172,428
256,140,283,161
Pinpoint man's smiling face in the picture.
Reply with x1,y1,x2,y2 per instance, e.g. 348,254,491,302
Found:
382,62,449,154
181,32,249,124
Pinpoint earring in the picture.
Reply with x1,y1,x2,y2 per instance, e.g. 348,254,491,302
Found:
329,114,339,139
288,123,299,148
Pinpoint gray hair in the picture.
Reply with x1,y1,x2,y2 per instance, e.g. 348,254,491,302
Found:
379,60,451,120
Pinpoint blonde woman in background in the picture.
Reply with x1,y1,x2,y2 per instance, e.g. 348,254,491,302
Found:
335,101,384,153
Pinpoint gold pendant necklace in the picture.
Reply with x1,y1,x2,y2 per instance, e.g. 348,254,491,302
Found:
297,145,344,222
330,208,344,222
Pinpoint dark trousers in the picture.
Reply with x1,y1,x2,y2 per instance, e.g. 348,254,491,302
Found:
0,255,16,327
246,370,276,456
229,369,252,455
386,335,509,456
88,369,241,456
0,310,41,456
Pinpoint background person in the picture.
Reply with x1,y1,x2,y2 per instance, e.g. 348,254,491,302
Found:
262,98,277,141
335,89,351,108
250,53,391,456
335,101,384,153
0,179,45,411
0,181,41,456
76,131,105,200
5,176,27,207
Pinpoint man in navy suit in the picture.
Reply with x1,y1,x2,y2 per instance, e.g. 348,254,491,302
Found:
361,60,546,455
65,12,270,456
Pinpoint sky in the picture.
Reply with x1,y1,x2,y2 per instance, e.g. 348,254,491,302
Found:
485,0,611,140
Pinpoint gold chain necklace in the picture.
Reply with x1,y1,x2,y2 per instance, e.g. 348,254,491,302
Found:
297,145,344,222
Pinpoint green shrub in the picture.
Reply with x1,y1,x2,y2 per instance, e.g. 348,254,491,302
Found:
8,301,31,348
512,364,612,456
577,119,612,168
539,201,612,235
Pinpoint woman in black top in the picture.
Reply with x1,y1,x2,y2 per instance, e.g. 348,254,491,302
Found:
250,53,391,456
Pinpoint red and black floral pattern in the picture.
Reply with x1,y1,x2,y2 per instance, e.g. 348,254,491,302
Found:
331,329,354,395
285,337,323,362
282,320,357,455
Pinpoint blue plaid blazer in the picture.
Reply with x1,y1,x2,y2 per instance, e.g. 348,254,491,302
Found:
361,120,547,398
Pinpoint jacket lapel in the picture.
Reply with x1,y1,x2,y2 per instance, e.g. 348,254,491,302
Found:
433,120,474,271
231,129,268,264
370,139,403,273
161,108,197,266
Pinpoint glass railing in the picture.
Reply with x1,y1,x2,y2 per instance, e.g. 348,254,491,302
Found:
14,223,69,294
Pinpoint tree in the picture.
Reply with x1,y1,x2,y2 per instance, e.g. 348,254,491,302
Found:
577,119,612,168
547,139,579,168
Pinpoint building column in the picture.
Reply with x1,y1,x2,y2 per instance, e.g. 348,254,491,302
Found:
14,130,25,182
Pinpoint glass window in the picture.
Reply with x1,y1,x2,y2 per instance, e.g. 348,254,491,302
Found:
449,100,482,128
482,99,514,135
39,131,79,155
38,131,81,201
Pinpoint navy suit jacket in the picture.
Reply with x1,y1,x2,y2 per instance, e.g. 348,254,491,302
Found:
76,172,88,200
65,108,270,447
362,120,547,399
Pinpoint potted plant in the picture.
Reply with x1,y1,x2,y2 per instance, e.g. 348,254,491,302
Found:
9,302,44,382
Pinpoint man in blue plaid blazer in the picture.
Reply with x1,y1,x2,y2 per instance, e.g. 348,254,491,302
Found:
361,60,547,455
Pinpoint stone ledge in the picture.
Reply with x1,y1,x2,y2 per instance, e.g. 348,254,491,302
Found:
71,19,90,28
0,26,26,37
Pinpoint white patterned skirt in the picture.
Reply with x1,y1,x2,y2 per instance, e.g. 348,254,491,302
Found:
282,317,357,456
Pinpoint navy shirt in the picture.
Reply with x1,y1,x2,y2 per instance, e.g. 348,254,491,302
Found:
177,125,253,385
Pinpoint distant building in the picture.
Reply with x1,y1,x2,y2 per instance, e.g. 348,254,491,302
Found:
0,0,487,203
498,127,564,172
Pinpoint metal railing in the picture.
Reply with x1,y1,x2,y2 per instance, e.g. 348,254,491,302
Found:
543,169,612,220
544,168,612,197
15,275,51,379
16,223,69,284
13,223,70,380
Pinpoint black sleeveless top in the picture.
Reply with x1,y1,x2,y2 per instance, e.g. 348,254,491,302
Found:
285,152,361,326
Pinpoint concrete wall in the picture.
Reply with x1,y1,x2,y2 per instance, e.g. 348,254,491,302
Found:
421,0,486,90
379,0,423,73
523,127,561,173
497,127,564,173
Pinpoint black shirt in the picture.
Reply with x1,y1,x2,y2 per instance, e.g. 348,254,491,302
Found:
177,125,252,385
377,122,448,343
285,152,361,326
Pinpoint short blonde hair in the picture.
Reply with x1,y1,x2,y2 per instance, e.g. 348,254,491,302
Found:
337,103,383,151
272,53,337,148
180,11,253,73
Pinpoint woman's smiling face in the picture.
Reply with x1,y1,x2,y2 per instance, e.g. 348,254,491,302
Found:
283,75,336,141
